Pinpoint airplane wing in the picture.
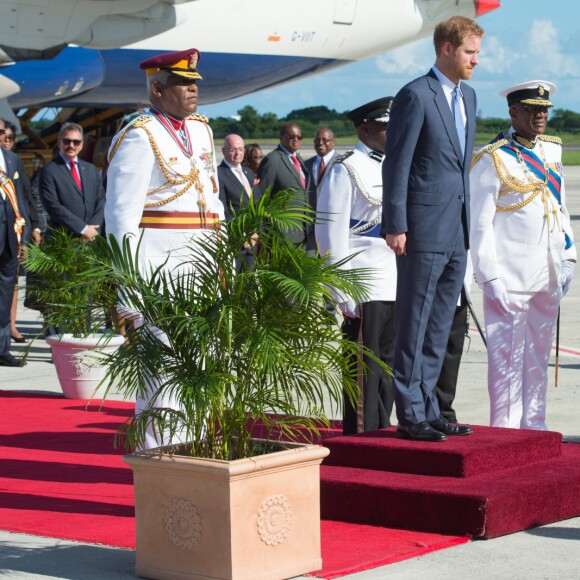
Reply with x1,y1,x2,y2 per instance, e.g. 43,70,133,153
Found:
0,0,197,64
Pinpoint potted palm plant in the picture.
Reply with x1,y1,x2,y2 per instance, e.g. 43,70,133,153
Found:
24,229,125,399
41,190,385,579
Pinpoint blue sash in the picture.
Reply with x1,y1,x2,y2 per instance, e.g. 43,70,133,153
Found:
494,134,571,249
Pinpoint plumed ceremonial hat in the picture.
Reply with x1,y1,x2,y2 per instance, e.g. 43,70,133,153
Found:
499,80,556,107
347,96,395,126
139,48,202,80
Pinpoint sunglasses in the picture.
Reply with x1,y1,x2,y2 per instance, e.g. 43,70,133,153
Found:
0,129,5,135
62,138,83,146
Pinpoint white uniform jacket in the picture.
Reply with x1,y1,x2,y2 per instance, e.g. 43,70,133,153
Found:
470,130,576,293
316,142,397,303
105,112,224,272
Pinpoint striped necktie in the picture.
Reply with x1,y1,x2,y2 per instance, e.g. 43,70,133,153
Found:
290,154,306,189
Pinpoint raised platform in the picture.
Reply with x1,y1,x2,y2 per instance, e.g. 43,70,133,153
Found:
320,426,580,539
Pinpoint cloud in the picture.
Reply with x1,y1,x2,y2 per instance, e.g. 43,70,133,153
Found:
526,19,579,77
479,19,579,80
374,37,432,76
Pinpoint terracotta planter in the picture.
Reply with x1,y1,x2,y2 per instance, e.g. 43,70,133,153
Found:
46,333,125,399
124,441,330,580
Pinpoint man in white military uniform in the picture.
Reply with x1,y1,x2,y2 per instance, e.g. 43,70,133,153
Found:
316,97,397,435
470,80,576,430
105,48,224,448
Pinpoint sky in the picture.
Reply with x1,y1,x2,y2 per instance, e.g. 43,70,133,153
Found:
199,0,580,121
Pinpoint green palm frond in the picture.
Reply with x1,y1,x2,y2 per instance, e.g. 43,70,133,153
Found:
28,190,390,459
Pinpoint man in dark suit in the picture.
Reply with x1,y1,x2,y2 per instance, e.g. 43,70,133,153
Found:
218,133,259,268
305,128,338,251
257,123,311,247
218,134,257,220
39,122,105,241
305,127,338,194
0,118,30,366
381,15,484,441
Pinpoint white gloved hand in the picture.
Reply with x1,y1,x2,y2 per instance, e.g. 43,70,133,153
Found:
561,260,576,297
339,298,360,319
484,279,509,316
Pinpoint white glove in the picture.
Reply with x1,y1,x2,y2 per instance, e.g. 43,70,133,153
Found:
561,260,576,297
339,298,360,319
484,279,509,316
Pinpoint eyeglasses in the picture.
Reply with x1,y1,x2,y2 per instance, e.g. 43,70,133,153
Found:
0,129,5,135
315,138,334,144
225,147,244,153
283,134,302,140
517,104,549,114
62,138,83,146
4,135,14,141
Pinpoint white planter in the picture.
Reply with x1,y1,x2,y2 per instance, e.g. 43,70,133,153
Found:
46,333,125,399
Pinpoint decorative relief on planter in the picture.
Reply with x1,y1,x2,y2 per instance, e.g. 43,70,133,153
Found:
165,498,202,549
73,354,100,376
257,494,292,546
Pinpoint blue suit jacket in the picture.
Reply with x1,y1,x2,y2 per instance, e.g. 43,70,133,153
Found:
381,70,476,253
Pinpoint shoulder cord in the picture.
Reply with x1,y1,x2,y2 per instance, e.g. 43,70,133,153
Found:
341,159,382,234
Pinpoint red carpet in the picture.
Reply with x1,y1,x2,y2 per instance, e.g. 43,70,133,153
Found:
0,390,467,578
0,391,136,548
310,521,468,578
322,426,580,538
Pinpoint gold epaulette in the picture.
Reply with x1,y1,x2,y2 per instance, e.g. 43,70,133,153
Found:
539,134,562,145
471,138,509,170
108,115,153,162
131,114,153,128
186,114,209,123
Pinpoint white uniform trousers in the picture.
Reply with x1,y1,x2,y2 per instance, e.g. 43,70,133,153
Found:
124,227,214,450
485,288,560,430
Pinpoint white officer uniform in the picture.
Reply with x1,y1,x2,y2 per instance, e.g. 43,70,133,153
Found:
316,135,397,434
105,110,224,449
316,142,396,310
471,100,576,429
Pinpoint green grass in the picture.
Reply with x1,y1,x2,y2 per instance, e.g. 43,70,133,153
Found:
562,150,580,166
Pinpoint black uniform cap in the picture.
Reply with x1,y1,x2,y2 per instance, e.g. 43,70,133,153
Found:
347,96,395,127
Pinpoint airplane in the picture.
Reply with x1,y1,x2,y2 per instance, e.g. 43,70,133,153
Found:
0,0,501,113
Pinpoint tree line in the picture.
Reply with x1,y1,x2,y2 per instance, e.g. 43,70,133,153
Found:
209,105,580,140
26,105,580,142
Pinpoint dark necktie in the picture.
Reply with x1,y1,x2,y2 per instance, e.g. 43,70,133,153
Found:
318,157,326,184
452,85,466,157
290,154,306,189
70,160,81,190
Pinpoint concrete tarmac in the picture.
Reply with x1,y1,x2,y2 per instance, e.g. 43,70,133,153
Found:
1,168,580,579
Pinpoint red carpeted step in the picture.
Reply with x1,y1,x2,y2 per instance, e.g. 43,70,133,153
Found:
321,443,580,539
323,425,562,478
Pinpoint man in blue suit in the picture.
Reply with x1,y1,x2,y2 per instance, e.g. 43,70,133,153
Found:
0,118,30,366
381,15,484,441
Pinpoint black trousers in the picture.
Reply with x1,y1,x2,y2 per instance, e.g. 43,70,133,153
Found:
0,244,17,356
342,301,396,435
434,288,468,423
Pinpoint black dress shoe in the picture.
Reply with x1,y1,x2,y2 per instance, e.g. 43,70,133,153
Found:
0,353,26,367
11,334,27,343
397,421,447,442
429,417,473,436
